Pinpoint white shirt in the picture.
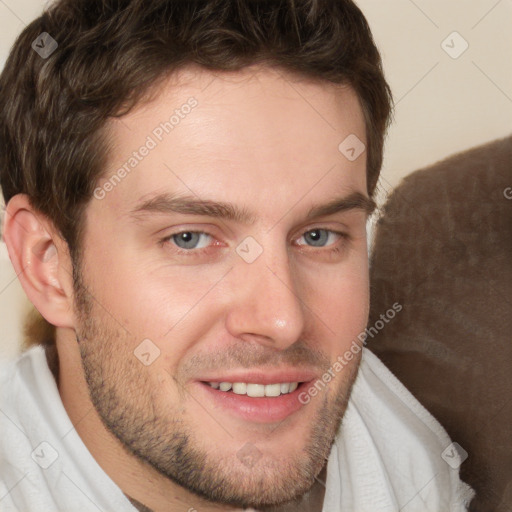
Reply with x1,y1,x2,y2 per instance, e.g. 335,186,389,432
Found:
0,345,474,512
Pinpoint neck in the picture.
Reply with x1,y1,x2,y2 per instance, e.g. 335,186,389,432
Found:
124,464,327,512
126,494,154,512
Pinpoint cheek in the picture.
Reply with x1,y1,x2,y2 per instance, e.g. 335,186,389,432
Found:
80,244,225,354
303,254,370,348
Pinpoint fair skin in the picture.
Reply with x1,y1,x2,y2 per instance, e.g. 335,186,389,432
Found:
4,65,373,512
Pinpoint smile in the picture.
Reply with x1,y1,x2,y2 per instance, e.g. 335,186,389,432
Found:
197,378,314,423
206,381,300,397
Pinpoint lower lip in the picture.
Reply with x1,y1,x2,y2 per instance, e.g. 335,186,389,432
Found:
196,382,311,423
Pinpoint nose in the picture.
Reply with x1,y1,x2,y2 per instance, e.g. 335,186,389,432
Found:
225,244,306,351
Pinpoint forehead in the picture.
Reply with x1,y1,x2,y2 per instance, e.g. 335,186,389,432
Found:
98,65,367,218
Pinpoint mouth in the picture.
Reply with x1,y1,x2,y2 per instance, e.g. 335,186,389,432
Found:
195,373,315,424
205,381,299,397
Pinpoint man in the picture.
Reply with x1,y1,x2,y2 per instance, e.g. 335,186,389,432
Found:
0,1,474,511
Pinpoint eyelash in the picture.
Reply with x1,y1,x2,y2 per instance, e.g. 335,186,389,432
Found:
159,228,350,257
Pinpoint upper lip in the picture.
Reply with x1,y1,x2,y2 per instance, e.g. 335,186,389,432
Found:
196,368,319,385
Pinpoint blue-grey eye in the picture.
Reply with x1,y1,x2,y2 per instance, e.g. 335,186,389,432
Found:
300,229,339,247
172,231,211,250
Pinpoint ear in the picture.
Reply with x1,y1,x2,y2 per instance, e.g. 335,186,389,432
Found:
2,194,76,329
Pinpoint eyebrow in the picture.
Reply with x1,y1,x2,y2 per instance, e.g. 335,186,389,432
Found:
129,191,376,224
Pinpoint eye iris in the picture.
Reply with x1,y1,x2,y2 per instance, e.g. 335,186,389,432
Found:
305,229,328,247
173,232,200,249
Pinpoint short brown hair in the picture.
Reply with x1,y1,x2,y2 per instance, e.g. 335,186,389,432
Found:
0,0,393,344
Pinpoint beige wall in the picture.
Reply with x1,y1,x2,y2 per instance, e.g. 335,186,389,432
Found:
1,0,511,358
358,0,512,195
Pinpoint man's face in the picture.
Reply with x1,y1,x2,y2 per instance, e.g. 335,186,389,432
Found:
75,66,371,508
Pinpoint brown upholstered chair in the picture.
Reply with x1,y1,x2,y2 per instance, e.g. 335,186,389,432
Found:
367,135,512,512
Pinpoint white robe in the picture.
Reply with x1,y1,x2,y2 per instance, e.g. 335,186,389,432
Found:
0,346,475,511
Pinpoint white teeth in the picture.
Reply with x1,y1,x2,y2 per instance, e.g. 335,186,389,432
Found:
264,383,281,397
246,383,265,397
280,382,290,394
232,382,247,395
219,382,232,392
207,381,300,397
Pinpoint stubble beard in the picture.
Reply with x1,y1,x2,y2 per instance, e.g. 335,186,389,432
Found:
73,272,360,509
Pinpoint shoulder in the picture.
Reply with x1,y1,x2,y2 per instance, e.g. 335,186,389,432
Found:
333,347,475,511
0,345,49,400
0,346,136,512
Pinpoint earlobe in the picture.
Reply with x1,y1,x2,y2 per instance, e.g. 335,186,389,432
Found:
2,194,76,329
